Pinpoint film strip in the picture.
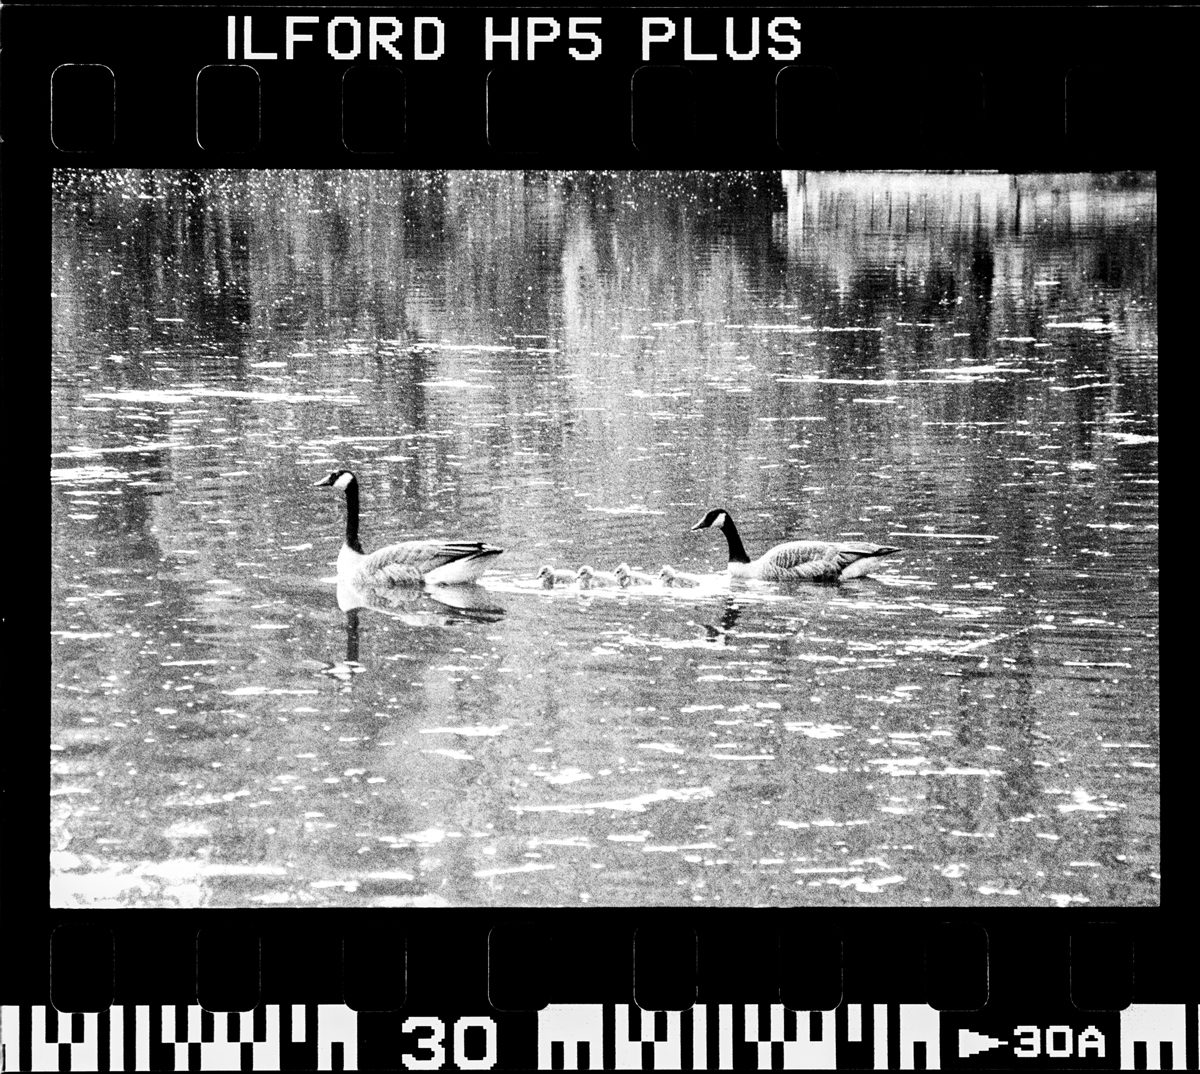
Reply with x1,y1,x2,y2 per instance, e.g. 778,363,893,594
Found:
4,1,1177,1071
1,1002,1193,1069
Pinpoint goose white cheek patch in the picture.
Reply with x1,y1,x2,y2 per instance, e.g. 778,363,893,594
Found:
333,472,354,490
713,513,727,529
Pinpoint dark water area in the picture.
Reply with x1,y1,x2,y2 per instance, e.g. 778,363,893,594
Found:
50,170,1157,907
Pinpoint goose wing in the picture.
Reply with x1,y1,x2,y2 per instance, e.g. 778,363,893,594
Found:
758,539,846,579
376,562,425,585
764,539,897,570
362,539,499,577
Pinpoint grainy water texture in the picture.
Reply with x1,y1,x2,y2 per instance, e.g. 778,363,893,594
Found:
50,171,1158,907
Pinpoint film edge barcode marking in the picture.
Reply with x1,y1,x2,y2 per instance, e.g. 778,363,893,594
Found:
0,1001,1190,1069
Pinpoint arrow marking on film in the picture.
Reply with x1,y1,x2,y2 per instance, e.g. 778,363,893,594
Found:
959,1028,1006,1058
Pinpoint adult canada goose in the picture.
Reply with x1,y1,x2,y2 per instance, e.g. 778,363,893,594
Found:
314,469,503,586
536,564,577,589
659,564,702,588
690,507,899,582
614,563,655,587
576,565,619,589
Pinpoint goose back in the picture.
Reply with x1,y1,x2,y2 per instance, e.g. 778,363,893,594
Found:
746,539,897,582
353,540,503,586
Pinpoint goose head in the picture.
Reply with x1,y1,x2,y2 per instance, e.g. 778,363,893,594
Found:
314,468,356,491
659,565,677,582
536,564,555,581
614,563,632,583
691,508,731,532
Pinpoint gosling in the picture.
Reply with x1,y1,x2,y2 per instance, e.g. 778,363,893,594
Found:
659,564,702,588
614,562,655,587
577,565,620,589
537,564,578,589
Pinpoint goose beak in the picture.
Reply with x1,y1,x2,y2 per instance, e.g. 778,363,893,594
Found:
313,475,333,487
690,519,707,531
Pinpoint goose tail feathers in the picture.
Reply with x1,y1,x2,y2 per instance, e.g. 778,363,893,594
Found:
834,543,900,579
423,546,504,585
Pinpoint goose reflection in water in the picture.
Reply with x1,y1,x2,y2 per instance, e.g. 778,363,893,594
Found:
319,581,506,682
702,600,742,644
335,572,505,620
320,607,368,683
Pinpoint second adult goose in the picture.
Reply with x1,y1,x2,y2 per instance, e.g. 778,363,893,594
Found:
690,507,899,582
315,469,503,586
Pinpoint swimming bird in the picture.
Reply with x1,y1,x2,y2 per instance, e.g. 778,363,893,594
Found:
690,507,899,582
659,564,702,588
614,563,655,587
314,469,503,587
576,565,619,589
536,564,577,589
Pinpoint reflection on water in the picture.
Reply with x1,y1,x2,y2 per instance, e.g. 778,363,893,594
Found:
51,170,1158,907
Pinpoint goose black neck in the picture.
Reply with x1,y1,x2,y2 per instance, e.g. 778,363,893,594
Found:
721,516,752,564
343,479,364,554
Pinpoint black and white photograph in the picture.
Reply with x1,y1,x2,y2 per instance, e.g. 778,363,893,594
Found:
50,168,1158,910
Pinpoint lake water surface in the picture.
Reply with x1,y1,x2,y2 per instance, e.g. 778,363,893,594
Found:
51,170,1158,907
